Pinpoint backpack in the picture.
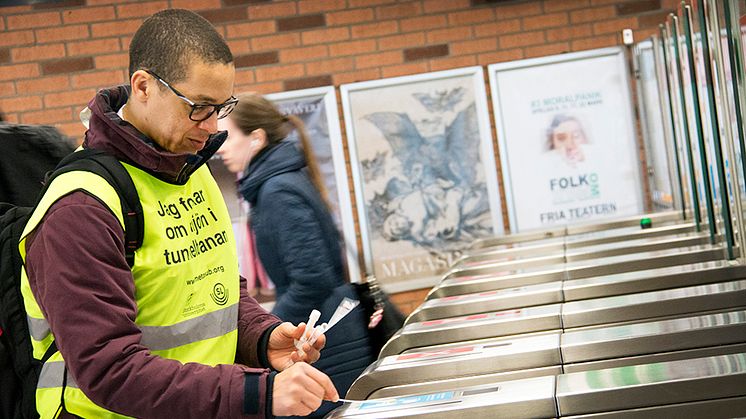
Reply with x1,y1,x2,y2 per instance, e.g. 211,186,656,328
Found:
0,148,143,419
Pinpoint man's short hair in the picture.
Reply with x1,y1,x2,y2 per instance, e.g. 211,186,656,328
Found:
128,9,233,83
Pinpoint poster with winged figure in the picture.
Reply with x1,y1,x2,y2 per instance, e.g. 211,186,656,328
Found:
341,67,504,292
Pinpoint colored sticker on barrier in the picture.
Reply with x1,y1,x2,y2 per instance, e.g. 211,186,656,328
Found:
355,391,456,411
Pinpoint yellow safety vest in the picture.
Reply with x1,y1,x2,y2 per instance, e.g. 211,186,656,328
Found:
19,160,239,418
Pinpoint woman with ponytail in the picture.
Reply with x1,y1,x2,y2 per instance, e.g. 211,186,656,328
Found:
217,93,374,418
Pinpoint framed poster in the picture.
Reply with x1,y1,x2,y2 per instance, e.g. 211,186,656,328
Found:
489,47,645,232
265,86,360,282
341,67,504,292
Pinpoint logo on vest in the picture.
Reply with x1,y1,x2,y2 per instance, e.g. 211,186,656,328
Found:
211,283,228,306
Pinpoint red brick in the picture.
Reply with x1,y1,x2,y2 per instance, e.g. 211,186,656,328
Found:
430,55,477,71
224,0,271,6
284,74,333,91
376,1,422,19
426,26,473,44
35,25,90,44
524,42,571,58
546,24,593,42
333,68,381,85
249,2,297,19
235,51,280,68
400,15,448,32
33,0,85,9
381,62,429,78
91,19,143,38
7,11,61,30
17,75,71,94
62,6,116,24
306,57,353,75
71,70,126,89
570,6,616,23
0,5,32,13
618,0,661,15
0,49,9,65
571,34,618,50
477,48,524,65
56,122,86,143
255,63,305,82
199,7,250,24
21,107,73,125
41,57,95,75
95,53,129,70
639,10,671,28
298,0,346,14
378,32,425,50
351,21,399,38
0,19,4,32
12,44,66,63
474,19,522,37
423,0,470,13
355,51,403,69
170,0,222,9
250,33,301,51
448,9,496,25
543,0,591,12
225,21,276,39
279,45,329,62
67,39,121,57
523,12,570,30
328,39,377,56
2,113,20,124
240,81,283,95
0,82,15,97
451,38,498,55
493,1,543,18
348,0,396,7
404,44,449,61
226,39,251,55
234,68,256,86
301,27,350,45
0,63,40,81
593,17,639,35
500,31,545,48
277,14,326,32
0,30,35,48
327,8,375,25
0,95,42,112
44,88,96,108
116,2,168,19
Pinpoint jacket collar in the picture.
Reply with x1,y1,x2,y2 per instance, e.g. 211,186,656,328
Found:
82,85,225,185
238,139,305,203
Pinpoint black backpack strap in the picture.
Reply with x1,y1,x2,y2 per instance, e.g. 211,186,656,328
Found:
45,149,143,267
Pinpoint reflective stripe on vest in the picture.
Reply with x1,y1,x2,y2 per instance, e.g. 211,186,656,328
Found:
19,159,239,418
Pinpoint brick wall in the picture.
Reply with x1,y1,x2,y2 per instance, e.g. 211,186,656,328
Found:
0,0,683,313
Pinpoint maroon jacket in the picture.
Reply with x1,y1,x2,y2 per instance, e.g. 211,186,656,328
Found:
24,86,282,419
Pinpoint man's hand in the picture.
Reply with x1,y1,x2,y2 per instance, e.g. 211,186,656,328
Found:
267,322,326,371
272,362,338,416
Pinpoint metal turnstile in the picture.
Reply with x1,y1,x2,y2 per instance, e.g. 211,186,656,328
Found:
382,279,746,357
430,245,728,299
456,222,699,268
327,353,746,418
348,310,746,400
408,261,746,324
469,211,683,249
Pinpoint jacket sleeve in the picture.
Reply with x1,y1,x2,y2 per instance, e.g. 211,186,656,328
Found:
259,185,341,322
25,192,273,419
237,274,282,368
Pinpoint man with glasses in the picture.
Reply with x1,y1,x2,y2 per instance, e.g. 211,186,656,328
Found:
21,9,338,418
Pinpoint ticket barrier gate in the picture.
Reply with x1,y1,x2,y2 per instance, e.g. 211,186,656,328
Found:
430,244,728,299
326,353,746,418
457,222,699,268
469,211,683,249
446,230,712,274
408,261,746,324
347,309,746,400
380,279,746,357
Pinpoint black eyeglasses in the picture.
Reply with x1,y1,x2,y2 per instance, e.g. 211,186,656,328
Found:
145,70,238,122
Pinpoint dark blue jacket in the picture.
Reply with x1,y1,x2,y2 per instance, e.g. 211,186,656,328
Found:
239,139,373,417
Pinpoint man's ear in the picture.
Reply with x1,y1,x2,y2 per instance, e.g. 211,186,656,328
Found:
129,70,152,103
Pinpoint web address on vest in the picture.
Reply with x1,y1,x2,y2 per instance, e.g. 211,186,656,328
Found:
188,264,226,286
163,230,229,266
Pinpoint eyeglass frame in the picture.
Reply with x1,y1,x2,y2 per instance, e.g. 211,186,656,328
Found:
144,69,238,122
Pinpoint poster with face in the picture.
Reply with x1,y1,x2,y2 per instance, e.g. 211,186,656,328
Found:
489,47,644,232
341,67,503,292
